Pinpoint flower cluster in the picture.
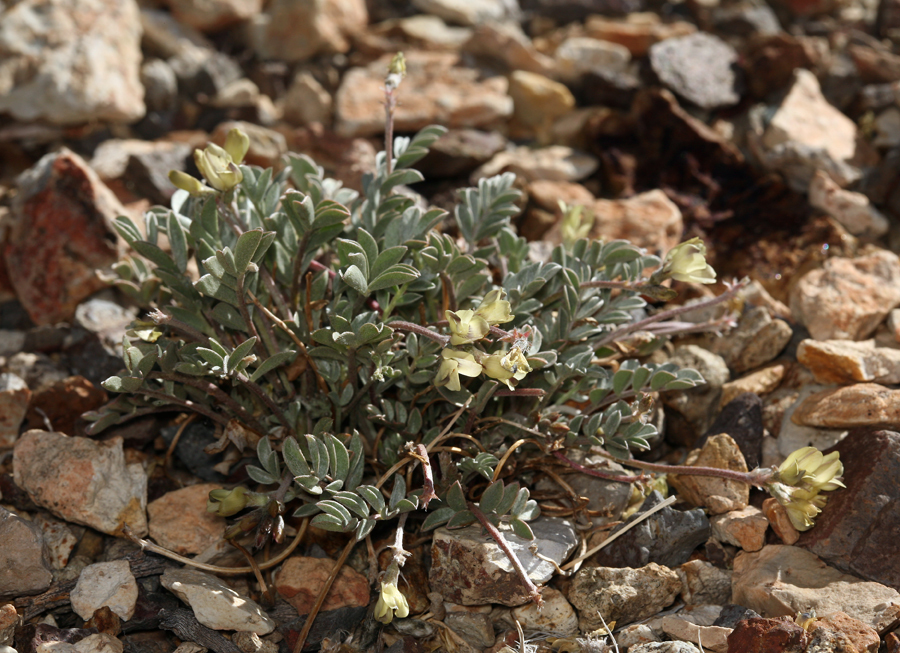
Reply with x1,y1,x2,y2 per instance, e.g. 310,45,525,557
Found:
435,290,532,391
765,447,845,531
169,127,250,195
373,561,410,624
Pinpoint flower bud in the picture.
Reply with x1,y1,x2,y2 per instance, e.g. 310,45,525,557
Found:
224,128,250,165
207,486,250,517
168,170,214,197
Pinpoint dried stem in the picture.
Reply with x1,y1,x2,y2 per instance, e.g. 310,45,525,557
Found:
410,445,436,508
389,320,450,346
467,502,543,608
292,537,355,653
592,449,771,486
552,450,644,484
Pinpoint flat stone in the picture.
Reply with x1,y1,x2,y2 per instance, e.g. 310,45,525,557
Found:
662,346,730,443
792,383,900,429
0,0,144,124
790,250,900,341
809,170,889,237
535,453,632,527
511,587,578,637
776,383,848,457
462,22,554,76
0,506,52,600
797,429,900,591
472,145,598,184
732,545,900,632
281,72,333,127
250,0,367,62
669,434,750,515
710,506,769,552
661,614,731,653
163,0,261,32
585,14,696,57
678,560,733,606
508,71,575,141
707,307,792,375
274,556,369,616
396,15,473,51
616,624,662,650
726,617,810,653
70,560,138,621
148,484,226,556
5,149,125,325
555,37,631,81
720,366,785,411
335,51,512,138
798,339,900,384
591,491,710,569
650,33,741,109
0,373,30,448
161,568,275,634
430,517,577,606
411,0,518,25
444,611,494,649
757,69,859,191
569,563,682,631
13,430,148,537
417,129,507,179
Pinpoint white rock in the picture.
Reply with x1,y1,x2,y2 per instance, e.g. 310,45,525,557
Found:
75,634,124,653
555,36,631,81
70,561,138,621
660,614,731,653
809,170,889,237
0,0,145,124
511,587,578,637
777,384,848,457
411,0,519,25
471,146,598,183
162,568,275,634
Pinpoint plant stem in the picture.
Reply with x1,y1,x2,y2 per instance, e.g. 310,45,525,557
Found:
151,372,265,434
411,445,436,508
593,449,771,485
138,389,230,427
292,537,355,653
595,278,748,349
552,450,644,484
468,502,543,608
236,373,294,434
389,320,450,346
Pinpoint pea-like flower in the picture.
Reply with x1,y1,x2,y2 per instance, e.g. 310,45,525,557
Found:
661,237,716,284
374,562,409,624
435,349,482,391
168,169,215,197
223,127,250,166
764,446,845,532
481,347,532,389
194,142,244,192
207,486,250,517
475,289,514,326
446,309,490,346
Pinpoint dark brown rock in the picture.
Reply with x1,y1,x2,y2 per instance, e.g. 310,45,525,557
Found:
25,375,108,437
726,617,809,653
417,129,507,179
797,429,900,590
743,34,817,99
4,149,124,326
700,393,764,469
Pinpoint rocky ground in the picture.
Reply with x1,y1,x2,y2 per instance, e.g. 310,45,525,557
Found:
1,0,900,652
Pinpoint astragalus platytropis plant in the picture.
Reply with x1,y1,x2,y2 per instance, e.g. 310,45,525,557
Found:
87,56,843,635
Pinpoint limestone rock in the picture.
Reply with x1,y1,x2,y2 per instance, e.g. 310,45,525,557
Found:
798,339,900,385
0,0,144,124
731,545,900,632
661,613,731,653
163,0,261,32
250,0,367,62
809,170,889,237
508,71,575,141
791,383,900,429
274,556,369,615
411,0,519,25
650,33,741,109
720,365,785,409
810,612,880,653
669,434,749,515
585,14,697,57
148,484,226,556
472,145,598,184
430,517,577,606
462,22,554,76
5,149,125,326
34,513,81,570
763,497,800,545
70,561,138,621
161,568,275,634
708,307,792,375
281,72,333,126
335,51,512,138
511,587,578,637
0,506,52,600
589,189,683,256
790,250,900,341
569,563,682,631
555,37,631,81
776,383,848,457
710,505,769,552
678,560,733,605
13,430,148,537
632,643,700,653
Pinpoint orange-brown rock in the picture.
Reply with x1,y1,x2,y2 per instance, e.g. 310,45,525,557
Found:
275,556,370,616
791,383,900,428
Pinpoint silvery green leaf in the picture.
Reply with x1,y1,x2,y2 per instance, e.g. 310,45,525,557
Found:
328,434,351,482
421,507,455,531
446,481,467,512
311,513,349,532
283,436,310,477
249,351,295,382
317,499,352,524
234,229,264,275
292,503,320,518
341,265,367,294
479,481,504,514
102,376,143,393
355,518,376,541
332,491,369,519
510,518,534,540
167,212,188,273
246,465,277,485
389,475,406,511
228,338,257,374
446,510,475,529
357,485,386,513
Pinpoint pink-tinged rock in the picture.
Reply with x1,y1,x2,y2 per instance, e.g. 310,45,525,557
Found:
0,506,53,600
809,170,889,237
789,250,900,341
0,0,144,124
70,560,138,621
591,190,683,256
5,149,125,325
0,603,17,646
251,0,367,62
148,484,225,556
274,556,369,616
791,383,900,429
0,373,30,448
162,0,261,32
585,14,697,57
34,513,81,570
811,612,880,653
669,434,749,515
726,617,809,653
797,338,900,385
732,545,900,633
13,430,148,537
797,430,900,592
335,51,513,138
710,505,769,552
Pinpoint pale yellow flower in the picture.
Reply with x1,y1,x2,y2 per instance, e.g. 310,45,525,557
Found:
474,289,514,326
207,486,249,517
194,142,244,192
435,349,482,391
168,169,214,197
446,309,490,346
223,127,250,166
662,237,716,284
481,347,531,389
374,563,409,624
765,446,845,531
